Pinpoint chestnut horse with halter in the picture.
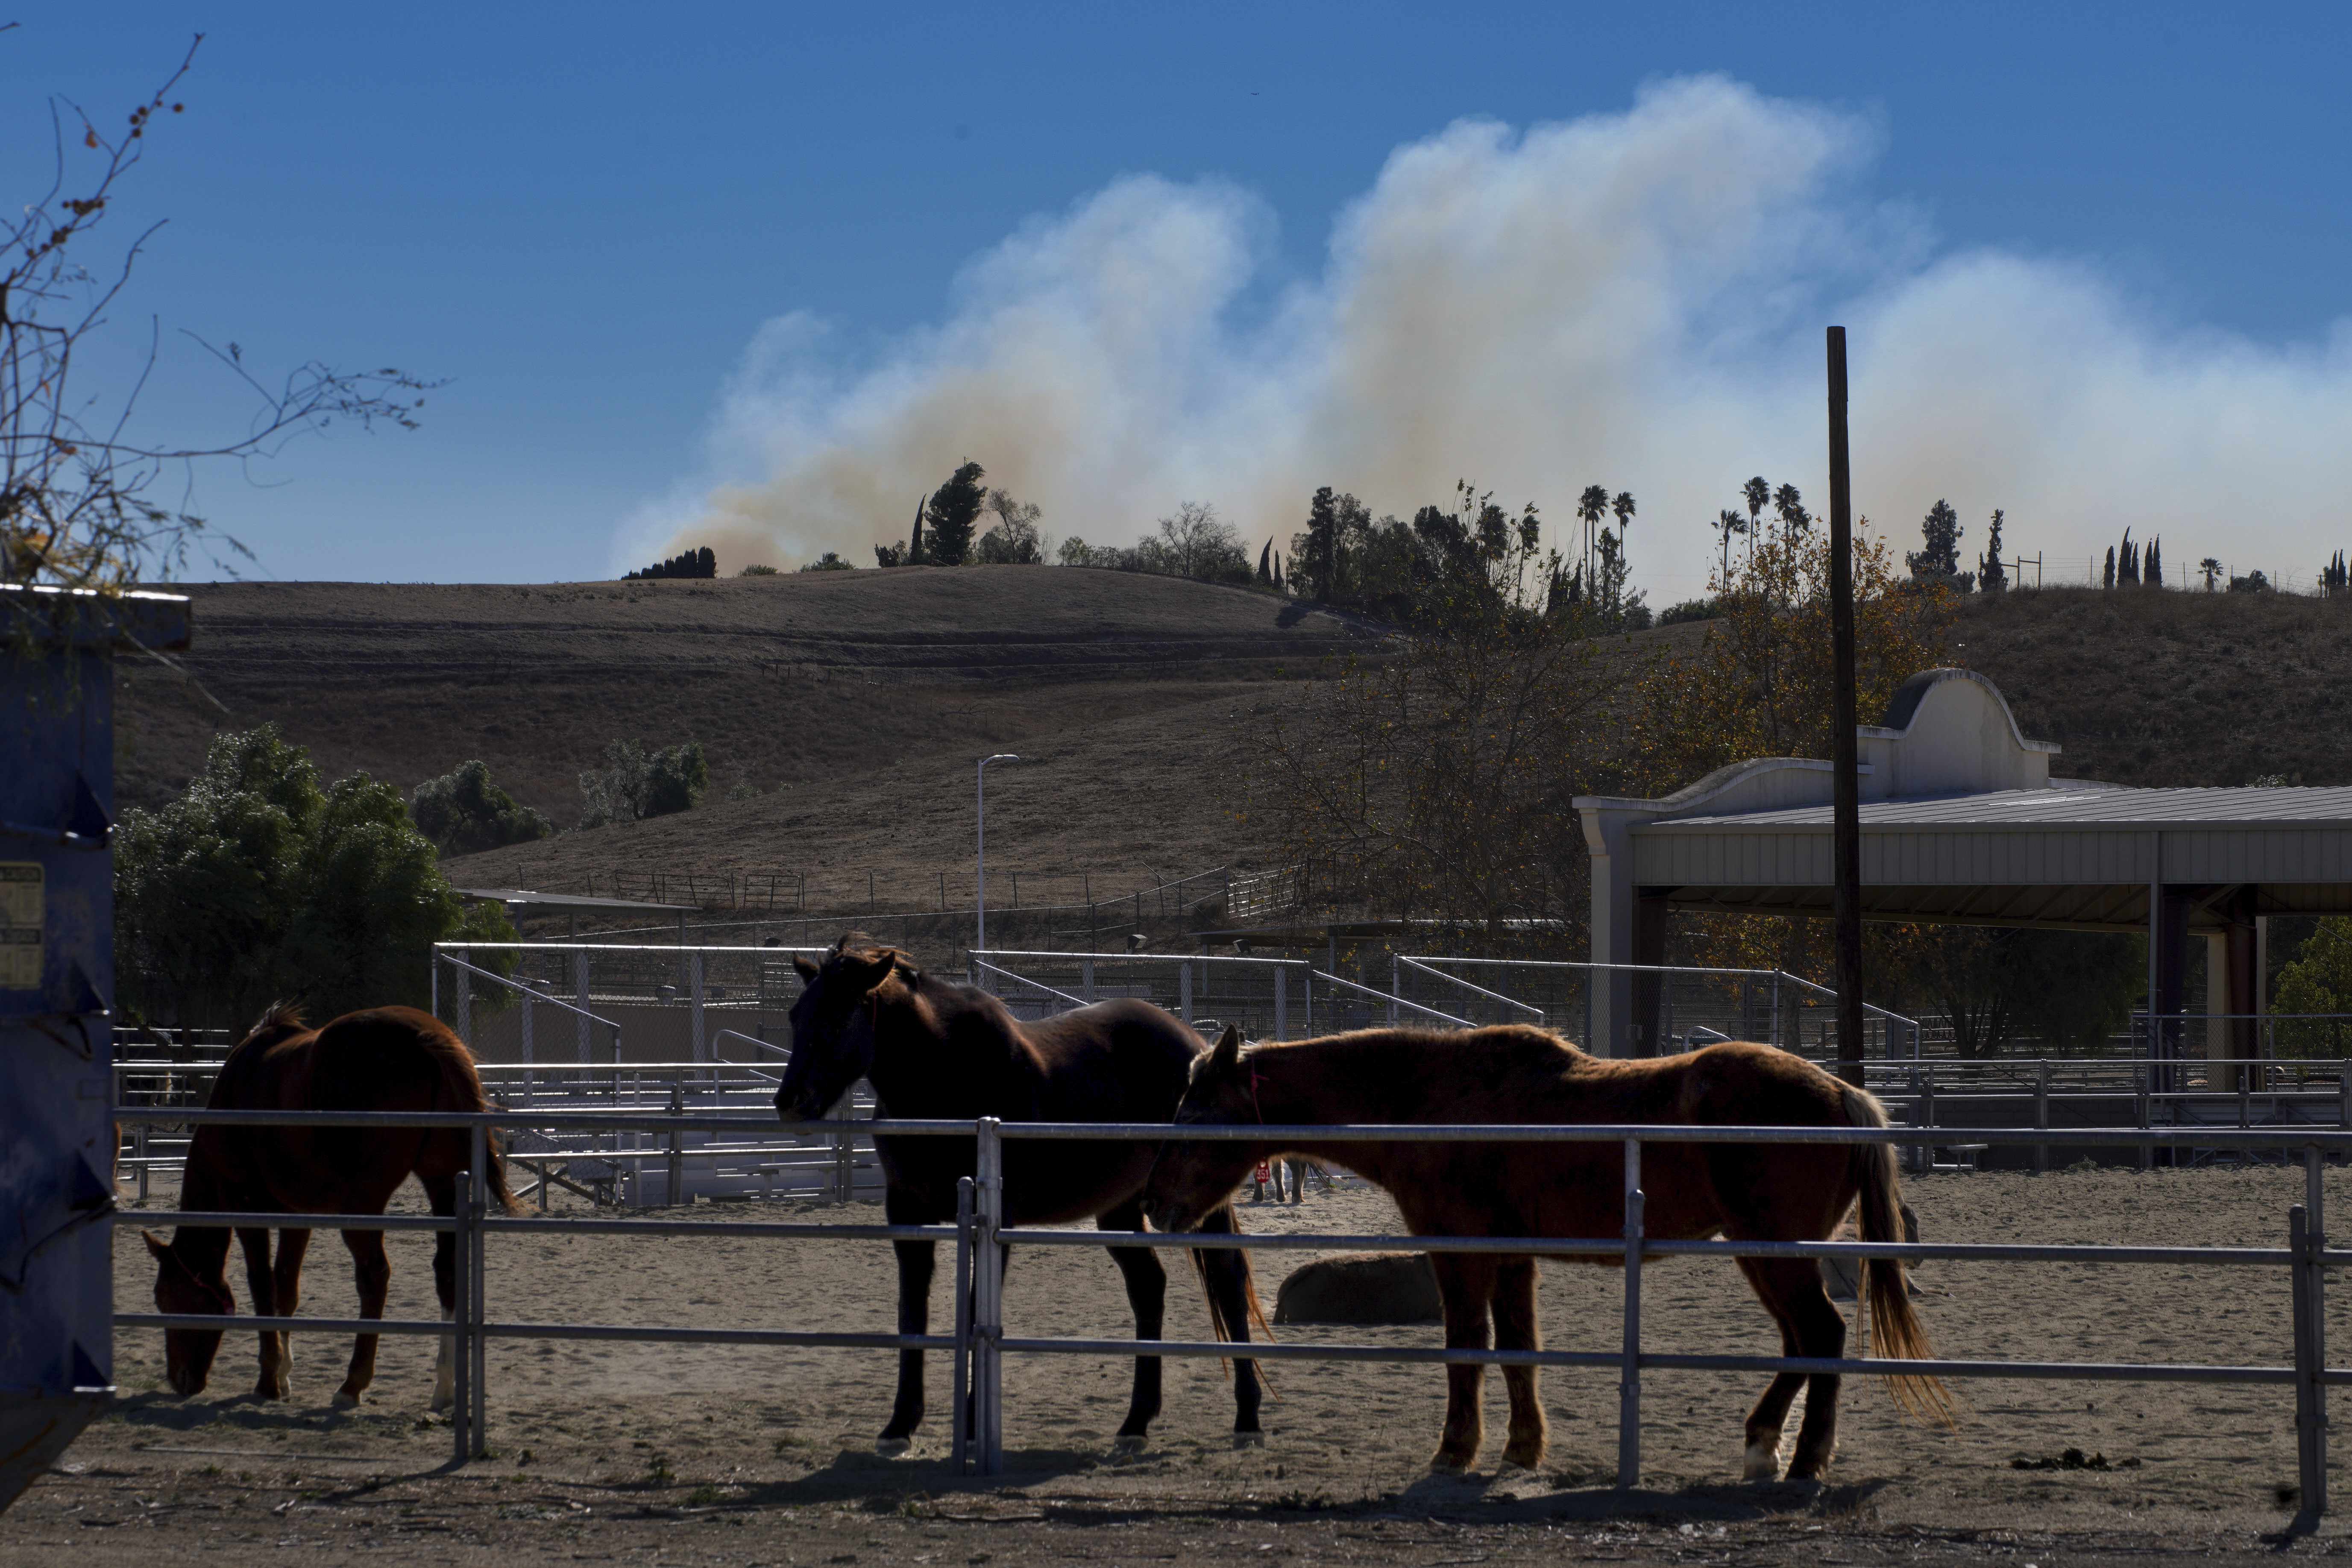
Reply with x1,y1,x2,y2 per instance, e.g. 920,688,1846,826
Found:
775,934,1267,1454
144,1003,517,1409
1147,1025,1953,1481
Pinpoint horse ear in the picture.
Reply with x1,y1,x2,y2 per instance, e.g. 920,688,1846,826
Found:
1209,1024,1243,1076
142,1229,170,1260
793,955,820,981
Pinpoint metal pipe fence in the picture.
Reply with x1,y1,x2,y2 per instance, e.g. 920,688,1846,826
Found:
111,1105,2344,1511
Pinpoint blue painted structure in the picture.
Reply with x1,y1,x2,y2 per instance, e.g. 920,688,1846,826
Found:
0,586,190,1513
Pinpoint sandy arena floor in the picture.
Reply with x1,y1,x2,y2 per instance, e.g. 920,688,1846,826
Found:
10,1164,2352,1564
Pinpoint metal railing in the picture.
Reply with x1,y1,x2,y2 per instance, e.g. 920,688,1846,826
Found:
111,1105,2344,1513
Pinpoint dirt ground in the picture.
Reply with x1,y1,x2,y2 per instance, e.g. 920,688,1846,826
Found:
14,1164,2352,1563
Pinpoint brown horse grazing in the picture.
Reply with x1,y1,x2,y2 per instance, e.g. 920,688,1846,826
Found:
1144,1026,1954,1482
776,934,1267,1455
143,1003,517,1409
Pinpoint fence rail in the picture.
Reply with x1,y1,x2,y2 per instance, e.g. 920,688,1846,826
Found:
111,1105,2342,1513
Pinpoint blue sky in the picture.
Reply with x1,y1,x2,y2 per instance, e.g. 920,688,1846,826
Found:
7,4,2349,595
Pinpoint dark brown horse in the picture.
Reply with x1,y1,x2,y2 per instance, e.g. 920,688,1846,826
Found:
1144,1026,1953,1481
775,934,1267,1454
143,1003,517,1408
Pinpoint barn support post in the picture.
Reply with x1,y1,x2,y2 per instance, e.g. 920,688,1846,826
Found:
1629,893,1669,1057
974,1117,1005,1475
1617,1136,1645,1490
953,1177,975,1474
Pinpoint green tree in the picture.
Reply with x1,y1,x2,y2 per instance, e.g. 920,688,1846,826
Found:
410,760,554,858
2276,917,2352,1058
975,489,1047,563
1907,499,1966,585
578,739,707,827
1294,487,1340,601
921,461,988,566
797,551,854,572
1977,509,2008,593
114,725,513,1029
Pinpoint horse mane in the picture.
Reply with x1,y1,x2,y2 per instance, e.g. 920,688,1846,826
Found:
256,999,309,1032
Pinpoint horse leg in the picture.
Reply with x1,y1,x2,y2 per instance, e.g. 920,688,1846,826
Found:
1735,1256,1847,1481
426,1174,458,1413
272,1229,312,1397
1428,1251,1497,1473
1493,1255,1546,1469
878,1235,936,1454
237,1228,290,1400
1189,1204,1265,1446
1097,1199,1166,1454
334,1228,391,1408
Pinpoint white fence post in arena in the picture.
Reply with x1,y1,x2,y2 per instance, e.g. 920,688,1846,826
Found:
1082,958,1095,1005
975,1117,1006,1475
575,949,592,1064
521,996,535,1101
690,952,707,1063
1617,1136,1644,1491
1180,962,1192,1025
1274,967,1286,1041
953,1176,975,1474
454,953,471,1045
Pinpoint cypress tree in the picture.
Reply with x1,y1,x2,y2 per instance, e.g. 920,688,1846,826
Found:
1257,538,1273,585
2103,546,2115,589
2145,537,2161,588
909,498,925,564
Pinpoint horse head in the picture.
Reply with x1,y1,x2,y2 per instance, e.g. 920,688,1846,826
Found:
1144,1025,1264,1233
143,1229,235,1395
235,999,312,1055
776,932,918,1123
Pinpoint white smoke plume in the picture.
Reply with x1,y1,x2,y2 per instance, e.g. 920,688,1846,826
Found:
636,76,2352,596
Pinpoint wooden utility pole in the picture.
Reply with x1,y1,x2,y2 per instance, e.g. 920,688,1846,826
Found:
1828,326,1865,1088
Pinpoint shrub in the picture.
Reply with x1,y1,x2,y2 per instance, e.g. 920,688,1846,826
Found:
1657,598,1719,626
116,725,516,1028
578,739,708,828
410,760,554,858
737,563,779,576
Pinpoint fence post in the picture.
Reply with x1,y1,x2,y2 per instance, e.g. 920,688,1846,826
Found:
2035,1059,2050,1175
690,951,707,1064
954,1176,975,1474
1918,1068,1936,1174
2309,1146,2331,1514
454,956,472,1045
975,1116,1005,1475
1617,1135,1644,1490
2293,1203,2326,1516
2340,1061,2349,1131
667,1076,685,1204
1275,967,1287,1042
468,1122,489,1454
575,949,592,1064
1082,958,1095,1005
1180,961,1192,1025
1390,954,1400,1026
521,994,536,1103
452,1169,474,1465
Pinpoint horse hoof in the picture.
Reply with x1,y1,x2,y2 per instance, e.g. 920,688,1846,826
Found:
874,1437,913,1458
1109,1434,1147,1457
331,1389,359,1410
1231,1431,1265,1451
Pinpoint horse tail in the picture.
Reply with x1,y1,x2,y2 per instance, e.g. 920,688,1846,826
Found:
424,1021,522,1217
1839,1081,1958,1430
1187,1205,1278,1395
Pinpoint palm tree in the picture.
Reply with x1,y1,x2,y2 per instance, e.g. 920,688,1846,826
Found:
1741,476,1769,568
2199,557,2223,592
1715,509,1747,582
1577,484,1609,587
1773,483,1809,536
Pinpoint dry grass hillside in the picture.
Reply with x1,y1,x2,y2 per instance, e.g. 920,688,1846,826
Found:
116,566,1388,818
1959,584,2352,786
116,569,2351,929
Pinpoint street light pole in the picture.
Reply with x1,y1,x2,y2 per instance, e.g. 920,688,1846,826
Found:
976,753,1019,984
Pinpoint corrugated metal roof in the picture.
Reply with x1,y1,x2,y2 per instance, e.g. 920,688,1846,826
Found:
1648,785,2352,832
